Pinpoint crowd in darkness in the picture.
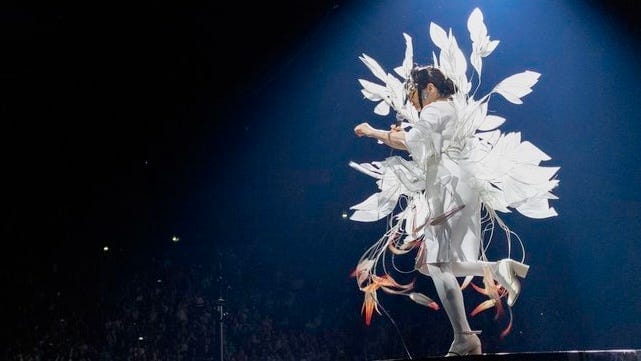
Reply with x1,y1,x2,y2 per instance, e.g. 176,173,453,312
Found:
5,242,500,360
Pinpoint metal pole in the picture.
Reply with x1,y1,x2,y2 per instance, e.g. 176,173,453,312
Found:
216,260,225,361
217,295,224,361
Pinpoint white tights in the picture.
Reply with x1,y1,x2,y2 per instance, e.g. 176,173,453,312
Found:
425,261,496,335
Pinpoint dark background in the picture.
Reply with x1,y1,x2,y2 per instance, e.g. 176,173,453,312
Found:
3,0,641,358
2,0,348,258
2,0,351,280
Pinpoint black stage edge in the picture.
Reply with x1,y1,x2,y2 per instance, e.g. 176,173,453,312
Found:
378,349,641,361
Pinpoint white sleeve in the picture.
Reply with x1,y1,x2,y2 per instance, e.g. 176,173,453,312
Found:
404,104,447,162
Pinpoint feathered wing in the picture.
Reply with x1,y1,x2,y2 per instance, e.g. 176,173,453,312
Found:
466,132,559,219
429,22,471,95
458,67,556,217
348,157,427,222
429,7,557,219
358,35,419,125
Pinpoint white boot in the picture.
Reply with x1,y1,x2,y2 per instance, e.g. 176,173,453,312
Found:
446,331,482,357
493,259,529,307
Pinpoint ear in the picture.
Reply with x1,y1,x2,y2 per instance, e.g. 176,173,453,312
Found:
422,83,434,100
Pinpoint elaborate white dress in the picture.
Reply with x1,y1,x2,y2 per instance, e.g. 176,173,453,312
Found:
406,100,482,267
349,8,559,326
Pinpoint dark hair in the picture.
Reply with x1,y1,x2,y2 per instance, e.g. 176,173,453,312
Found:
409,65,456,97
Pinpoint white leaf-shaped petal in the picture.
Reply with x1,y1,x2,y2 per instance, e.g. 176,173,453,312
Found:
500,175,536,205
509,165,559,185
349,161,383,179
350,209,389,222
349,193,382,211
516,196,558,219
360,89,383,102
513,141,551,164
467,8,486,44
484,40,499,56
349,192,396,222
358,79,387,97
467,8,491,75
359,54,388,83
394,33,414,80
492,71,541,104
374,101,390,116
429,22,448,50
478,115,506,131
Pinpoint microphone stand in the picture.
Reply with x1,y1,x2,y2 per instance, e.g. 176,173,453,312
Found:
216,261,225,361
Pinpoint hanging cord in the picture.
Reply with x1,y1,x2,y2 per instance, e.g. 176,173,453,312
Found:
371,115,414,360
377,299,414,359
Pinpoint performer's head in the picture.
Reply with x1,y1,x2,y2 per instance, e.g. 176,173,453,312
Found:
405,65,456,110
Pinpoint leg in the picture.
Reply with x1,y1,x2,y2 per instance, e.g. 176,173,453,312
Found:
449,261,495,277
448,260,530,307
427,263,482,356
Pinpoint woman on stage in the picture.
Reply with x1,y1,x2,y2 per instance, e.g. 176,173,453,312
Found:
349,8,559,356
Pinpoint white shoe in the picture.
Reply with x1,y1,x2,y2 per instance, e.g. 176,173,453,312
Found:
445,332,482,357
494,259,529,307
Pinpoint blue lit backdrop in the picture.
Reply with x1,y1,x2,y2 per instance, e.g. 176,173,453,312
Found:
199,0,641,355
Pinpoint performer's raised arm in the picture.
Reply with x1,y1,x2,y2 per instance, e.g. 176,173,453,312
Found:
353,122,406,150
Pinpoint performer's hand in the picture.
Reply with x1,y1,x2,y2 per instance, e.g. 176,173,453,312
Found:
354,122,374,137
389,124,402,133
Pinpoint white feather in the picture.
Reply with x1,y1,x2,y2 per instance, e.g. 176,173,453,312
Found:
409,292,437,307
358,79,387,98
478,115,506,131
359,54,387,83
394,33,414,80
492,70,541,104
429,22,448,50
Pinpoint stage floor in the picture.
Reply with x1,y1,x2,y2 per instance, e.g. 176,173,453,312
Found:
379,349,641,361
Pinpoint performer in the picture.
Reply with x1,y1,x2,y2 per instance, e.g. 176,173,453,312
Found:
349,8,559,357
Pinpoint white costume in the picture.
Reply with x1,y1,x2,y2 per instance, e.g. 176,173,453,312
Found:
349,8,559,352
405,100,481,268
